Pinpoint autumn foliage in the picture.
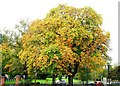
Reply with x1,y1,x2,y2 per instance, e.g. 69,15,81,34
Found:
1,4,110,85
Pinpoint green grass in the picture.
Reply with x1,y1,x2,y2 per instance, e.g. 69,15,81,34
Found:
31,78,81,84
31,78,52,84
5,78,81,84
5,79,16,84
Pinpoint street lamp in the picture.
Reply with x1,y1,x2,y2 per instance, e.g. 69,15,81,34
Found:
34,68,37,85
107,64,110,86
105,62,111,86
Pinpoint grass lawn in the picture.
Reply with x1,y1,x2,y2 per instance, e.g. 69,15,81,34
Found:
5,79,16,84
31,78,81,84
32,78,52,84
5,78,81,84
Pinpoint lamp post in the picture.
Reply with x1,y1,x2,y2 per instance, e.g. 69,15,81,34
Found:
34,68,37,86
108,64,110,86
107,64,111,86
86,67,88,85
85,67,89,86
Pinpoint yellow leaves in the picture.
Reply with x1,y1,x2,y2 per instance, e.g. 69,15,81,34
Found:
53,55,59,60
105,31,110,38
17,4,110,76
66,37,73,48
29,19,42,30
4,64,11,69
56,65,61,69
1,43,10,51
90,52,106,69
68,73,73,76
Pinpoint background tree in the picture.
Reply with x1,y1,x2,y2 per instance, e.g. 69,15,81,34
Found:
109,65,120,81
0,30,23,77
19,4,110,86
0,19,29,78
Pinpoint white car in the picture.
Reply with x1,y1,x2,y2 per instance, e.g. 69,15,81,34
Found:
111,82,120,85
56,80,66,84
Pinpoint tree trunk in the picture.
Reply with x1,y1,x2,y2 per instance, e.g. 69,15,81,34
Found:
59,75,62,81
68,63,79,86
52,74,56,86
23,61,28,80
68,75,73,86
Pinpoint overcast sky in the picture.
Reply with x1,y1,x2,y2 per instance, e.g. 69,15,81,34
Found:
0,0,119,65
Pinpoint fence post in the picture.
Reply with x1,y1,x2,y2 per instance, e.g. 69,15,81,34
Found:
16,75,20,85
0,76,1,86
1,76,5,86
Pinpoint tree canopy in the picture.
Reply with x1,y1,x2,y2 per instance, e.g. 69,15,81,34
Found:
0,4,111,86
109,65,120,81
18,4,110,85
0,20,29,77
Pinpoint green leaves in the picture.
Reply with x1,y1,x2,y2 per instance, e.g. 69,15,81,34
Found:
18,4,110,78
45,45,62,60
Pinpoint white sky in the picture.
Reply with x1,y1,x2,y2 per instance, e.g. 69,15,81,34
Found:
0,0,119,65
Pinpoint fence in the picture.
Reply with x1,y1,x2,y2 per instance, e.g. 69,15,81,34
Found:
0,75,19,86
1,76,120,86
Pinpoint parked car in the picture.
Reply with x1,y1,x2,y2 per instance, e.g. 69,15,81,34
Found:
111,82,120,86
55,80,66,84
85,81,95,86
95,81,104,86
